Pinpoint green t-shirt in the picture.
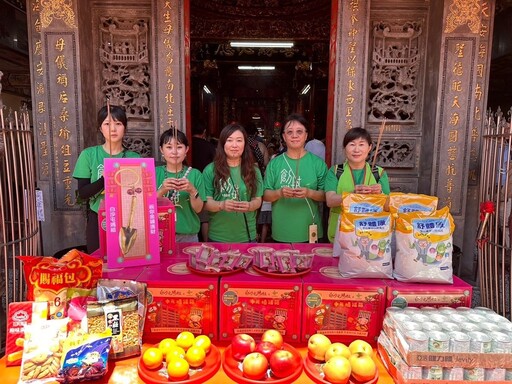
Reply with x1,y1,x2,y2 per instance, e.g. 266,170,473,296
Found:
203,163,263,242
72,145,139,213
324,161,390,242
264,152,328,242
155,165,205,235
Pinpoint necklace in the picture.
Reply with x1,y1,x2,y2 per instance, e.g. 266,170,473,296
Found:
164,166,191,206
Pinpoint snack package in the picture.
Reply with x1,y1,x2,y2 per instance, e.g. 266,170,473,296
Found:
18,250,103,319
5,301,48,366
341,192,388,213
18,317,69,383
58,329,112,383
67,288,97,333
393,206,454,283
338,211,393,278
86,296,140,359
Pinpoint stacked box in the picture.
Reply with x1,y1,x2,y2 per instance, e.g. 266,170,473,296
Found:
291,243,337,271
385,275,473,309
219,268,302,344
137,259,218,342
302,271,386,344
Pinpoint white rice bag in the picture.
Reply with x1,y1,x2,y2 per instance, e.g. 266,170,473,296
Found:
338,211,393,278
393,206,454,283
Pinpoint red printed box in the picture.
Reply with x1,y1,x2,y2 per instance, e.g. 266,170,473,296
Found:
302,270,386,345
291,243,337,271
137,259,219,342
385,275,472,309
98,198,176,260
219,268,302,344
5,301,48,366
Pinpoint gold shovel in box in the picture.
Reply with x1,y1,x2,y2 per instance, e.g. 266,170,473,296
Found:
119,193,137,255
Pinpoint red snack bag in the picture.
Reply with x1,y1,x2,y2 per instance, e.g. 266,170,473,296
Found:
5,301,48,366
18,249,103,319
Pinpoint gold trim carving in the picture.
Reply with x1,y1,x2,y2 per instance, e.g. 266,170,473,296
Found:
445,0,481,34
40,0,76,29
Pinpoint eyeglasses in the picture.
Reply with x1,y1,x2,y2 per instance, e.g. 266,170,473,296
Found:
284,130,306,136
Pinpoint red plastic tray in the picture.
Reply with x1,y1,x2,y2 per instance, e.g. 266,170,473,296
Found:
252,265,311,278
222,343,303,384
137,344,221,384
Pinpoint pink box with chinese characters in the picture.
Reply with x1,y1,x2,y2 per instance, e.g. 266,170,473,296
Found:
99,198,176,260
291,243,337,271
302,271,386,345
102,158,160,268
136,259,219,342
218,268,302,344
384,275,473,309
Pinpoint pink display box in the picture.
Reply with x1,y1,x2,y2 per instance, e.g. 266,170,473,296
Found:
101,265,144,280
291,243,337,271
302,271,386,345
218,268,302,344
136,259,218,342
99,198,176,260
384,275,473,309
103,158,160,268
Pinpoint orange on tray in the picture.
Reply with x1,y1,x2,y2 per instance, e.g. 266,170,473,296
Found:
138,344,221,384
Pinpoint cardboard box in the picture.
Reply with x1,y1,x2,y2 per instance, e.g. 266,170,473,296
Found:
137,259,219,342
103,158,160,268
385,275,473,309
99,198,176,260
5,301,48,366
302,271,386,344
378,333,512,383
219,268,302,344
291,243,337,271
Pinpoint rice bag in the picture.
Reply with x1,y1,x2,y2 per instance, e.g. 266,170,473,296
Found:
388,192,438,215
393,206,454,283
338,211,393,278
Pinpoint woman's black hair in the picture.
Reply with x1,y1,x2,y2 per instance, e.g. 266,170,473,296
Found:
280,113,309,137
97,105,128,131
159,128,189,147
342,127,372,147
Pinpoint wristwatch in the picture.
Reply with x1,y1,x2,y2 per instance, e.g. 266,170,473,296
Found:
193,190,199,199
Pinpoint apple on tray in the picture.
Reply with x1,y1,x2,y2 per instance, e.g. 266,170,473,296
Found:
307,333,332,362
325,342,351,361
348,339,373,356
261,328,284,349
323,355,352,384
242,352,269,380
269,349,302,379
349,352,377,382
231,333,256,361
255,341,278,361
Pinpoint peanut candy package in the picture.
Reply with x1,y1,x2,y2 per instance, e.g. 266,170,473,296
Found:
18,317,69,383
19,250,103,319
86,296,141,359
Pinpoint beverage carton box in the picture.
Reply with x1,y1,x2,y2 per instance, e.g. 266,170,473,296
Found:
291,243,336,271
302,269,386,344
136,259,218,342
385,275,472,309
219,268,302,344
5,301,48,366
98,197,176,260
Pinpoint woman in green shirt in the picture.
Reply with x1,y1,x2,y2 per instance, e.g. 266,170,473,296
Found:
203,123,263,242
324,127,390,243
72,105,139,253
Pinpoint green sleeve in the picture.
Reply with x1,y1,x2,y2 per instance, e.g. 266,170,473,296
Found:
324,165,339,192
